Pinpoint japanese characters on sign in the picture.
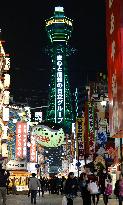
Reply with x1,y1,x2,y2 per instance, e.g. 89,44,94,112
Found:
106,0,123,137
70,133,75,162
4,57,10,71
16,122,27,159
88,102,95,154
56,55,64,124
30,134,36,162
76,118,85,160
22,123,27,158
16,122,23,158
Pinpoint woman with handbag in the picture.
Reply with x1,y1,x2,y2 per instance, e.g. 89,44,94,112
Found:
103,178,112,205
99,169,112,205
114,174,123,205
88,178,100,205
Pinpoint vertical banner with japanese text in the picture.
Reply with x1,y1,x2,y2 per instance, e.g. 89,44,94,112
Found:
16,122,25,158
76,118,84,160
30,134,36,162
16,122,27,159
56,54,64,124
22,123,27,158
70,133,75,162
88,102,95,154
106,0,123,137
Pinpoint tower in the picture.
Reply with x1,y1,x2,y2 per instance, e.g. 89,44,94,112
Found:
45,6,73,130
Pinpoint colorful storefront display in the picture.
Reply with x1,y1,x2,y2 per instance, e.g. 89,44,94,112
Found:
8,171,31,192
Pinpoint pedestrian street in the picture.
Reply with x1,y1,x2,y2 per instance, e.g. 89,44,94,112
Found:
3,194,119,205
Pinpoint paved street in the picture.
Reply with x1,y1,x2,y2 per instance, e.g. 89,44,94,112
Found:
3,194,119,205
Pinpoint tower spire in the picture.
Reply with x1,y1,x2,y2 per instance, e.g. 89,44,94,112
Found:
45,6,73,130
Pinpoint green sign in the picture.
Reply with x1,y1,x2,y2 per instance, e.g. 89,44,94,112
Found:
32,125,64,147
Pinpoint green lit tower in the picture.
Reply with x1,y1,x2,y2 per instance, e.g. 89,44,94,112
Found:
45,6,73,129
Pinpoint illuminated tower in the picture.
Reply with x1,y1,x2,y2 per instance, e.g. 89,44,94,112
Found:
45,6,73,130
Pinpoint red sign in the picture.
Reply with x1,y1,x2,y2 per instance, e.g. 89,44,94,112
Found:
30,134,36,162
16,122,27,159
106,0,123,137
16,122,22,158
22,123,27,157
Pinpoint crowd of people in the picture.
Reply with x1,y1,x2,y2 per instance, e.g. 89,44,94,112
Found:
62,167,123,205
27,166,123,205
0,166,123,205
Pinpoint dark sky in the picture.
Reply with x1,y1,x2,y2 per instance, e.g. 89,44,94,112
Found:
0,1,107,105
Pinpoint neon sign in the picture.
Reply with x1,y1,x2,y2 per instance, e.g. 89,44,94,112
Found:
32,125,64,147
56,55,64,124
46,18,72,27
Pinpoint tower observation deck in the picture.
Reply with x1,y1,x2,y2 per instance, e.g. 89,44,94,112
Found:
45,6,73,130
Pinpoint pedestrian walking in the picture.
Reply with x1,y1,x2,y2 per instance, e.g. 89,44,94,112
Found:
0,169,9,205
99,169,112,205
61,176,66,195
79,173,91,205
64,172,78,205
88,180,100,205
114,173,123,205
39,177,45,197
90,170,100,205
29,173,41,204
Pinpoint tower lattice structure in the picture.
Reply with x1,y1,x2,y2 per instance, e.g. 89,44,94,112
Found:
45,6,73,130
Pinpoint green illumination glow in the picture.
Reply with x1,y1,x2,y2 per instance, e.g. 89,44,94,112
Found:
45,8,73,129
32,125,64,147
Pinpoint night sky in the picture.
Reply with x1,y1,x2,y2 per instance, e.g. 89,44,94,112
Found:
0,1,106,106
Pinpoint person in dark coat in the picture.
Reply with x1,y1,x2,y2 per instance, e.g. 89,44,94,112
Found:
114,174,123,205
64,172,78,205
79,173,91,205
0,169,9,205
98,169,112,205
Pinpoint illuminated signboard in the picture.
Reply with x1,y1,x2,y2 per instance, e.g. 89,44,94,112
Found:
32,125,64,147
16,122,27,158
4,57,10,71
76,118,84,160
30,134,36,162
16,122,23,158
56,55,64,124
46,18,72,27
88,102,95,154
35,112,42,123
55,7,64,12
4,74,10,88
22,123,27,158
106,0,123,137
2,107,9,121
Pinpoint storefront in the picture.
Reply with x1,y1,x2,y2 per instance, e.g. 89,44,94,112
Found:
6,160,31,192
8,170,31,192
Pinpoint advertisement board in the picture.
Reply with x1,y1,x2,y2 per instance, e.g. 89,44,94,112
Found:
106,0,123,137
16,122,27,158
